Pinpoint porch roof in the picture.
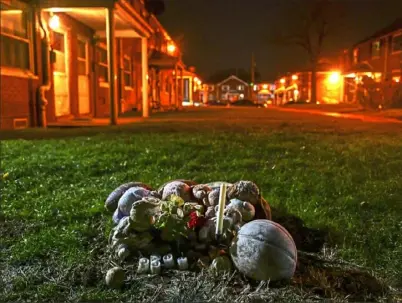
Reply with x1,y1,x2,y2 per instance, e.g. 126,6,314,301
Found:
38,0,153,38
148,50,183,69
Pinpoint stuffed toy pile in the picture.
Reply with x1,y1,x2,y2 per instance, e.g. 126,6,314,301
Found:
104,180,297,289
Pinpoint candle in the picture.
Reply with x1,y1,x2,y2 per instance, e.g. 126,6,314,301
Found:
150,260,161,274
150,255,161,263
177,257,188,270
215,183,227,238
137,258,150,274
163,254,175,269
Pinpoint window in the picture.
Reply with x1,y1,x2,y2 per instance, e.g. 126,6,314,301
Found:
97,46,108,83
371,40,381,58
0,7,30,70
77,39,87,76
353,48,359,64
237,85,244,91
208,85,214,91
123,56,132,87
222,85,230,91
392,33,402,53
52,31,66,73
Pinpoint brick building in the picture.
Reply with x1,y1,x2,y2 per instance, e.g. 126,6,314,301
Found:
341,18,402,107
0,0,196,130
273,63,343,105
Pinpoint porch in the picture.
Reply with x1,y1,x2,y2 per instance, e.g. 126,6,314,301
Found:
34,0,153,126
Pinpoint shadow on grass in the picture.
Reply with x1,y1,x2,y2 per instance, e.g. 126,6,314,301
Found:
270,206,329,253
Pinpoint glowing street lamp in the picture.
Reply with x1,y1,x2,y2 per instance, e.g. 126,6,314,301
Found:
262,84,268,89
291,74,298,81
49,14,60,30
280,78,286,84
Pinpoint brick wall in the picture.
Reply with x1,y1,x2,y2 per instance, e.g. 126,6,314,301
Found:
0,75,39,129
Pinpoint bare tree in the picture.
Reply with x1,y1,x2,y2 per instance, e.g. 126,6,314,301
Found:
270,0,344,104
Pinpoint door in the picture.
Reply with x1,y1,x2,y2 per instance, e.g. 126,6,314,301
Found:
77,38,90,114
52,31,70,117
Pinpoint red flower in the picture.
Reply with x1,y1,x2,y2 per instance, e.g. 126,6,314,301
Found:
187,211,206,229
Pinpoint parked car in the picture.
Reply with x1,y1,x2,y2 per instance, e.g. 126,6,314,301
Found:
229,99,265,108
205,100,228,106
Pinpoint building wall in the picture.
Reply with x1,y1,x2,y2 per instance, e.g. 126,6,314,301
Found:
0,0,41,129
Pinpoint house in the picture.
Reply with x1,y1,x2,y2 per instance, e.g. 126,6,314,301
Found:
0,0,192,130
341,18,402,107
273,63,343,105
216,75,250,102
252,82,275,103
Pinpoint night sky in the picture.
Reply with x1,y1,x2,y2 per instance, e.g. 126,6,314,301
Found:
158,0,402,81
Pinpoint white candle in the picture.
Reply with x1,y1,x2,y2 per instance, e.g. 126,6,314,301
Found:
163,254,175,269
215,183,227,237
150,260,161,274
150,255,161,263
137,258,150,274
177,257,188,270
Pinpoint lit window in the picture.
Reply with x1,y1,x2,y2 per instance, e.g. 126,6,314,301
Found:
97,46,108,83
371,40,381,58
52,31,67,73
237,85,244,91
392,33,402,53
77,39,87,76
123,56,133,87
222,85,230,91
0,6,31,70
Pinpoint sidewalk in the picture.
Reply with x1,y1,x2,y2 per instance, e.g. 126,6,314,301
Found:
270,106,402,124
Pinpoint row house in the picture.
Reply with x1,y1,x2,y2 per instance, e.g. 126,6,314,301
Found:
0,0,192,130
273,66,343,105
341,18,402,107
272,18,402,107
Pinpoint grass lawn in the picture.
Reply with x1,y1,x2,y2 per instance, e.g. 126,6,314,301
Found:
1,108,402,302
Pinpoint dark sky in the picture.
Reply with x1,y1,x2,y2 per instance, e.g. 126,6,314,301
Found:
158,0,402,81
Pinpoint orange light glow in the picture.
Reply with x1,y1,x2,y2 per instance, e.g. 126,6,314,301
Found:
262,84,268,89
328,72,341,84
49,15,60,30
393,76,400,83
167,43,176,54
291,74,298,81
194,77,199,83
280,78,286,84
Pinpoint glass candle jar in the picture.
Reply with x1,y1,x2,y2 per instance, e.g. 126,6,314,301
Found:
137,258,150,274
150,260,161,274
163,253,175,269
177,257,188,270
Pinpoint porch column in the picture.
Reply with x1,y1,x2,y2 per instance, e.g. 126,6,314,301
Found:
203,85,208,104
175,64,179,108
189,78,193,103
180,68,184,108
106,8,117,125
141,37,149,118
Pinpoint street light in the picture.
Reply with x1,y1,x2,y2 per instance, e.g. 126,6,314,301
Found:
280,78,286,84
291,74,298,81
